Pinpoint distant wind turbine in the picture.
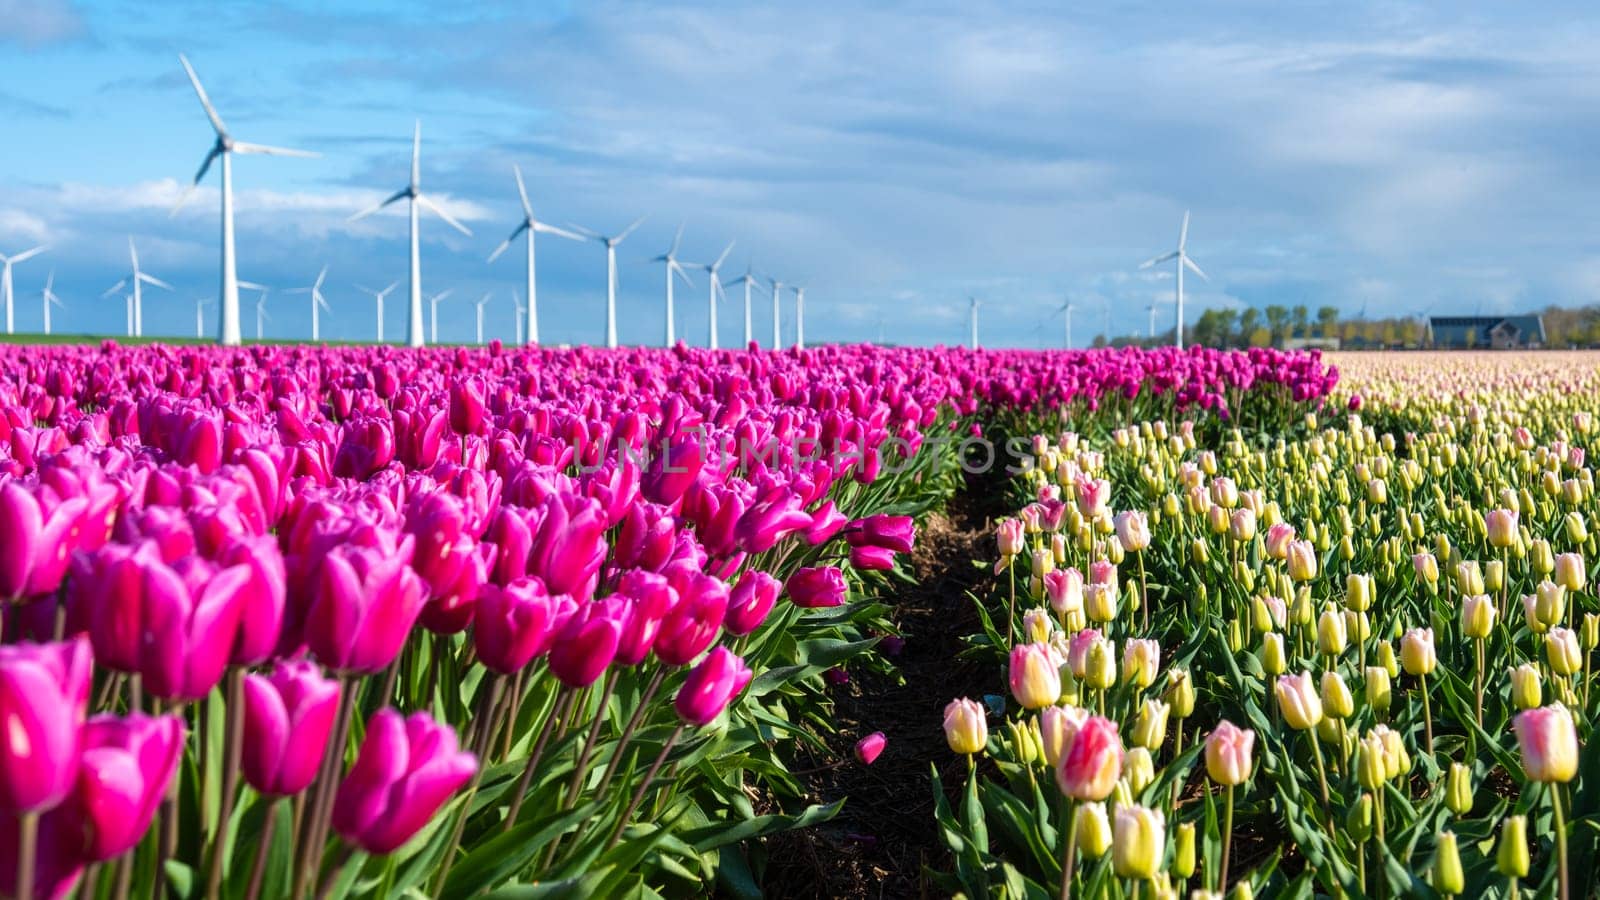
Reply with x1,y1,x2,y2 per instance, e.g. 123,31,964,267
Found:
793,285,807,350
349,121,472,348
0,245,46,334
356,282,399,343
102,239,171,338
428,289,453,343
649,225,694,346
969,296,980,350
41,271,63,335
732,265,760,346
286,265,332,341
474,292,492,344
174,54,317,346
1138,210,1208,349
569,217,646,349
697,241,734,349
768,276,784,350
487,165,581,346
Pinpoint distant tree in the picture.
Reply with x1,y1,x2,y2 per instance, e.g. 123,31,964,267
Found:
1317,306,1340,337
1264,305,1290,345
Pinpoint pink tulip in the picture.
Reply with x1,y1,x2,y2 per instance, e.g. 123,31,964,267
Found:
0,637,92,814
855,732,887,765
674,647,753,726
331,709,477,855
241,662,342,796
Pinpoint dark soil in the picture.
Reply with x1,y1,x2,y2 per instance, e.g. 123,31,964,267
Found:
763,467,1010,899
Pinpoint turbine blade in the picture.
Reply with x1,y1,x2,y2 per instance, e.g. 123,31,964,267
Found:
1182,255,1209,281
513,164,532,217
348,188,408,222
1139,251,1179,269
231,141,319,158
418,193,473,236
178,53,228,136
488,222,529,262
615,216,647,242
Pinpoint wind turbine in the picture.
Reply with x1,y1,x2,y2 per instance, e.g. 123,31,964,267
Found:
41,271,62,335
732,265,760,346
1138,210,1208,349
286,265,332,341
356,282,399,343
174,54,317,346
0,245,46,334
193,297,212,338
473,292,492,344
768,276,784,350
968,296,980,350
569,217,646,349
792,285,807,350
1057,300,1074,349
428,289,453,343
649,225,694,346
348,121,472,348
512,289,526,345
697,241,734,349
487,165,581,346
240,282,270,340
102,239,171,338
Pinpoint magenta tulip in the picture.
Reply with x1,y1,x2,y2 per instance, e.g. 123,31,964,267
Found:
0,637,92,814
331,709,477,855
674,647,753,726
240,662,342,796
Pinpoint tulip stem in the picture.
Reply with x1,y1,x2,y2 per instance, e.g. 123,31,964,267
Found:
16,810,37,900
207,669,246,900
1058,800,1079,900
1308,732,1334,837
1552,782,1570,900
244,800,279,900
1419,675,1434,756
594,668,667,800
1218,784,1235,892
606,723,685,852
504,689,572,831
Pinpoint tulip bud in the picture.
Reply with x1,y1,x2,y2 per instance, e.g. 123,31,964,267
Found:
1432,831,1463,895
1260,632,1287,676
1111,805,1165,880
1077,801,1112,858
944,698,988,755
1400,627,1436,676
1511,663,1542,710
1321,671,1354,719
1497,815,1529,878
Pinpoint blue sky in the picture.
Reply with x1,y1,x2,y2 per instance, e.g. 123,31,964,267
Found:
2,0,1600,347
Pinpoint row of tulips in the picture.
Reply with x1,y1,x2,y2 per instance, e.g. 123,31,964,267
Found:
0,342,1333,898
934,351,1600,899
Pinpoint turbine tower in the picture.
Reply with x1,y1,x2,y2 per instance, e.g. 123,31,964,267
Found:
570,217,646,349
349,121,472,348
0,245,46,334
102,239,171,338
428,289,453,344
41,271,62,335
487,165,581,346
768,276,784,350
732,265,760,346
473,292,492,344
649,225,694,346
792,285,807,350
968,296,980,350
698,241,734,350
175,54,317,346
356,282,399,343
286,265,332,341
1138,210,1208,349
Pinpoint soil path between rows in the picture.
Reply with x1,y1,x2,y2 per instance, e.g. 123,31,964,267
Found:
765,466,1009,899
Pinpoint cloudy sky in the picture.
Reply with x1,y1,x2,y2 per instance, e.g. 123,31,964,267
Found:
2,0,1599,347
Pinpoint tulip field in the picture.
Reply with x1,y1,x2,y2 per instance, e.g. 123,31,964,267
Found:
7,339,1592,900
